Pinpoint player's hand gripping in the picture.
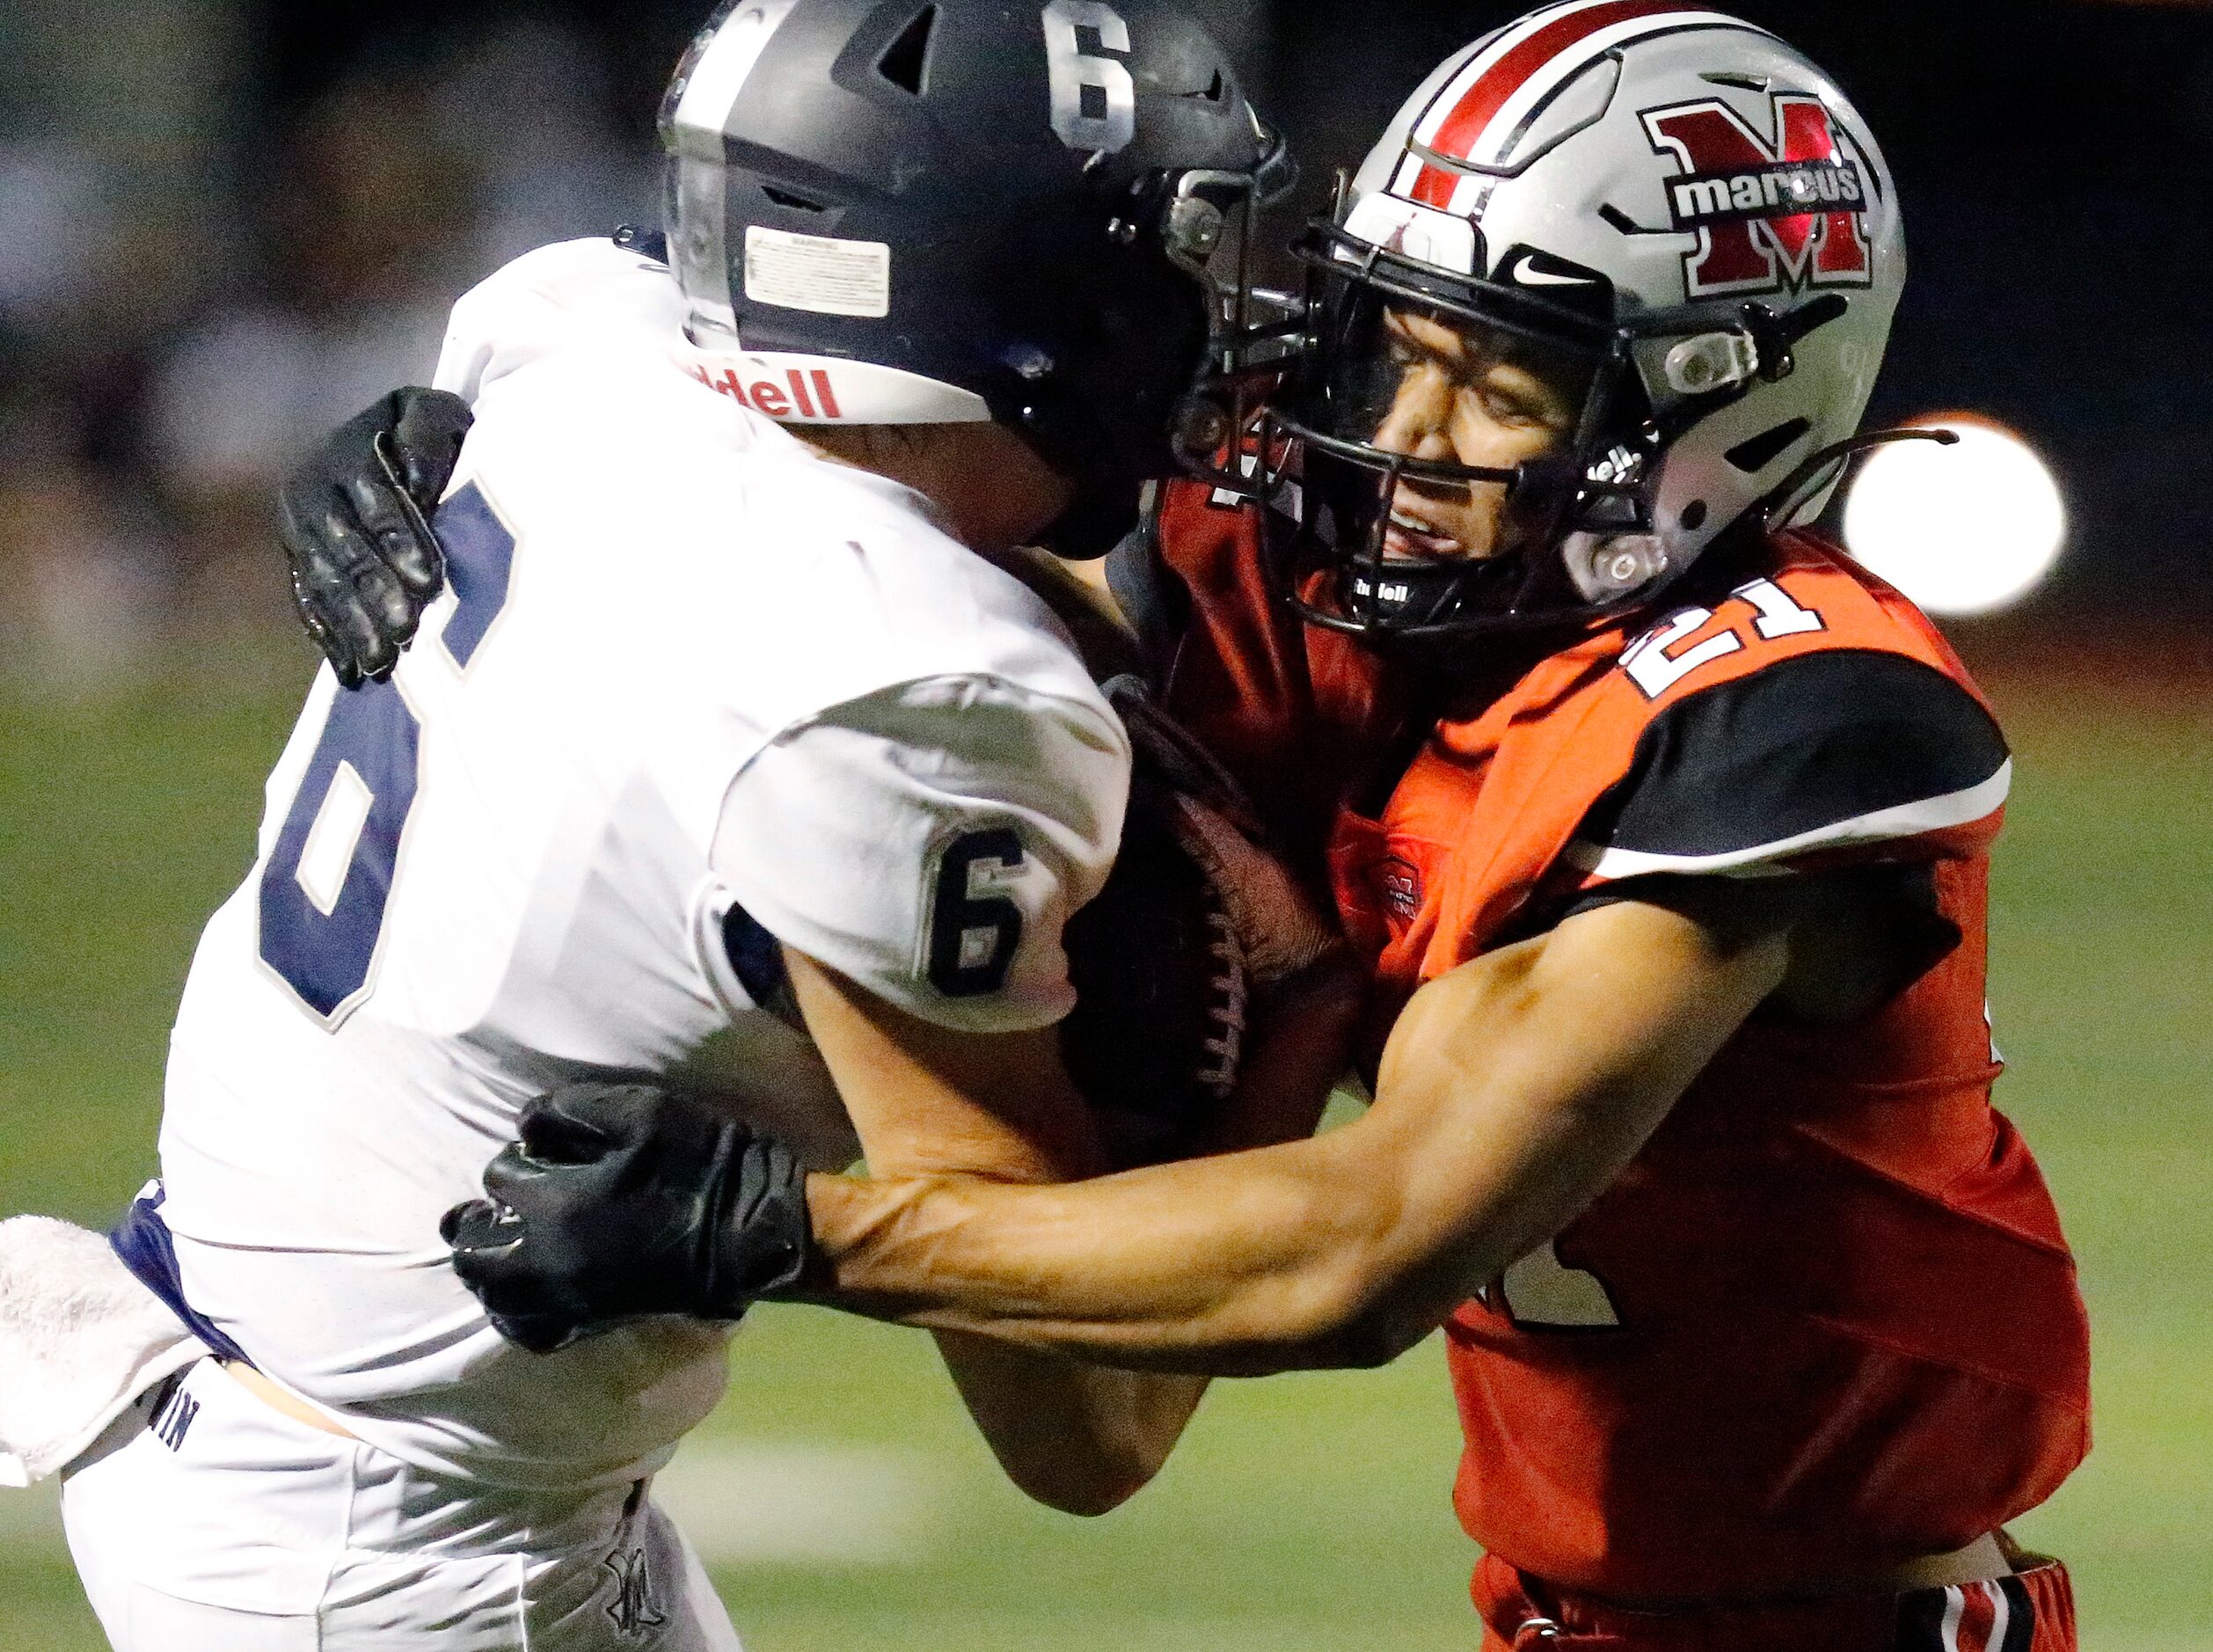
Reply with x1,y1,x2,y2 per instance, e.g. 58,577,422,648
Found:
442,1084,814,1354
279,388,471,687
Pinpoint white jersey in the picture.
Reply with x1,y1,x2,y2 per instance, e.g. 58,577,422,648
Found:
157,238,1128,1491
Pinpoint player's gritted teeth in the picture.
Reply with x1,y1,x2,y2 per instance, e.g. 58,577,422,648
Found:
1384,502,1475,562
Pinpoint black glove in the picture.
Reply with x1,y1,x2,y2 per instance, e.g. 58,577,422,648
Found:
442,1083,814,1355
279,388,472,687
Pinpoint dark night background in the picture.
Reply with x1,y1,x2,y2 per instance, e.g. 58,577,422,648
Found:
2,0,2207,678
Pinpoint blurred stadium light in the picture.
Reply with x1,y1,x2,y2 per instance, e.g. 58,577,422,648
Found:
1842,418,2068,616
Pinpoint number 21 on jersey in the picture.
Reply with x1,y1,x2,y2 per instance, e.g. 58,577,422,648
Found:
1620,578,1826,700
256,484,515,1022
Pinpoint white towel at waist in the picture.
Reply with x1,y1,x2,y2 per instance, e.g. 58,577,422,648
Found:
0,1215,208,1486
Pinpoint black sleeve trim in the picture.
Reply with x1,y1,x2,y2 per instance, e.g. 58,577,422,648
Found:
1575,650,2008,866
1547,865,1966,1017
722,901,788,1009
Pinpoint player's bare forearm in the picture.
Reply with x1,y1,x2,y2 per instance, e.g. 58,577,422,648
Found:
785,949,1209,1510
804,898,1790,1375
806,1130,1377,1373
931,1332,1208,1513
803,954,1364,1378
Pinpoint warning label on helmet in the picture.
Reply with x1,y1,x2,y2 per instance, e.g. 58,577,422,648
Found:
744,226,891,318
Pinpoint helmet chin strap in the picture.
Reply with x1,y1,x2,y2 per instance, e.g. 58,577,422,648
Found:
1345,556,1472,628
1556,426,1961,607
1758,425,1961,535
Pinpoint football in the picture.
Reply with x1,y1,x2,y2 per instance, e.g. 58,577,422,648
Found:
1060,772,1247,1168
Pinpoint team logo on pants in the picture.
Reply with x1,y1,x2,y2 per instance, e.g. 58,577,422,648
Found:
1896,1575,2037,1652
602,1544,668,1640
146,1372,201,1453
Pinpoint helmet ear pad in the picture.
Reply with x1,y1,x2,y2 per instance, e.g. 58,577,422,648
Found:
1014,243,1209,559
998,228,1214,486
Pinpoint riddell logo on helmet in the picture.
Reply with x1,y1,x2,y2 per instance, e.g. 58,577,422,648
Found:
1642,93,1873,299
679,361,846,420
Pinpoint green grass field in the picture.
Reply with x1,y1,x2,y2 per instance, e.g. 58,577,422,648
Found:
2,639,2208,1648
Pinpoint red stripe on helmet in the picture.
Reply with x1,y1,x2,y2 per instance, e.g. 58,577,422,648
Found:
1428,0,1692,170
1411,157,1458,208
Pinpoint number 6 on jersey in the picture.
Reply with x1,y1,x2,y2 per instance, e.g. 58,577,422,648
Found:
927,829,1026,997
257,484,516,1021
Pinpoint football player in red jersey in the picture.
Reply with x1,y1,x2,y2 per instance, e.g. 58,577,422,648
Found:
282,6,2091,1648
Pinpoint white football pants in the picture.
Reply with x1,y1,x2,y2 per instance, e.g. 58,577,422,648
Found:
62,1358,744,1652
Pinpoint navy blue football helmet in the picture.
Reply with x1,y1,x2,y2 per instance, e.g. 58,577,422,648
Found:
659,0,1294,515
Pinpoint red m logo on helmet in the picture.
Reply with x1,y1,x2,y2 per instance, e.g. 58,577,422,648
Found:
1642,93,1873,298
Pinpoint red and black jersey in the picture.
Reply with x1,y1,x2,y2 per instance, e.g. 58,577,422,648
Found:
1146,480,2091,1603
1135,475,1396,879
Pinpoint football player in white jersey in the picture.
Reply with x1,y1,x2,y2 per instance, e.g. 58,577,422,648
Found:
57,4,1305,1648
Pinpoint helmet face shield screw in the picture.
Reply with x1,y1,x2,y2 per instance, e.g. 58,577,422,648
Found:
1165,195,1227,261
1174,398,1232,456
1662,332,1760,396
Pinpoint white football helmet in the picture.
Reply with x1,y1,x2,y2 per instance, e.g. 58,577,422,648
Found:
1264,2,1908,643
